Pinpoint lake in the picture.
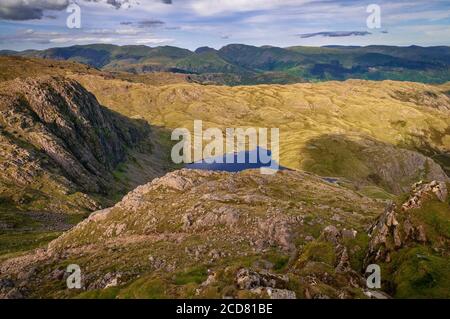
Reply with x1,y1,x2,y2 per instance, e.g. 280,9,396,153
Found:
186,147,286,172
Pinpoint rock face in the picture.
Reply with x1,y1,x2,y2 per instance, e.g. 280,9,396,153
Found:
303,134,450,195
1,57,449,300
365,181,448,264
362,180,450,298
1,169,448,299
292,224,369,299
47,169,384,251
0,169,388,299
235,268,288,290
0,76,153,212
401,180,448,210
235,268,296,299
365,202,401,264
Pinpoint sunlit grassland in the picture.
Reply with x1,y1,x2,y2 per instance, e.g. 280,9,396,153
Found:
73,75,450,195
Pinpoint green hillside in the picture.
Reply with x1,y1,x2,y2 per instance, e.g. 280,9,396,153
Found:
2,44,450,85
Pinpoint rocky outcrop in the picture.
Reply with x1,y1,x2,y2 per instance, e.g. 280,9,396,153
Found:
0,169,388,298
0,76,154,212
401,180,448,210
0,76,149,192
256,216,294,251
235,268,296,299
291,223,383,299
320,225,354,273
365,181,448,264
3,170,447,299
303,134,449,195
235,268,288,290
365,202,401,263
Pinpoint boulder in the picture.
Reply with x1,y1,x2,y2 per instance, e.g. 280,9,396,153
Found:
266,288,297,299
235,268,288,290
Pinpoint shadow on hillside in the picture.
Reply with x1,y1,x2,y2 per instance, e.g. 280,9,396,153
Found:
98,107,176,205
396,127,450,177
300,134,449,196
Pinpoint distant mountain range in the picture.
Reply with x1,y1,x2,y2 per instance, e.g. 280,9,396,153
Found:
2,44,450,85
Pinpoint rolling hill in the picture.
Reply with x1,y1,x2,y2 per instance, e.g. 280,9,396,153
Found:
71,72,450,197
2,44,450,85
0,57,448,299
1,170,448,299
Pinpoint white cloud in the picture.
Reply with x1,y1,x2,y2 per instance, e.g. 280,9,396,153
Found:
1,0,450,49
115,27,140,35
189,0,309,16
384,10,450,23
135,37,174,44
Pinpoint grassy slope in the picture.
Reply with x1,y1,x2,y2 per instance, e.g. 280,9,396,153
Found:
0,57,448,298
381,190,450,298
73,74,450,195
5,44,450,84
0,56,103,81
16,169,385,298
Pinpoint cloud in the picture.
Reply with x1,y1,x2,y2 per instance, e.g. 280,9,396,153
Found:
0,0,170,20
0,25,174,47
49,36,114,43
189,0,309,16
298,31,372,38
84,0,137,10
137,19,165,28
0,28,64,44
119,19,166,29
135,37,174,44
0,0,69,20
383,9,450,23
1,0,449,50
85,28,140,35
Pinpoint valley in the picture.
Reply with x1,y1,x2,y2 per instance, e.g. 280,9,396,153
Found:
0,56,448,299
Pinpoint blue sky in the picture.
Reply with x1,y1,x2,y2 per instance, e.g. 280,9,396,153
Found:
1,0,449,51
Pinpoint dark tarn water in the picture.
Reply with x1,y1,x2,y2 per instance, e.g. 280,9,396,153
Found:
186,147,286,172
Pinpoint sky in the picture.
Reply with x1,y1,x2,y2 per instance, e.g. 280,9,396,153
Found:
0,0,449,51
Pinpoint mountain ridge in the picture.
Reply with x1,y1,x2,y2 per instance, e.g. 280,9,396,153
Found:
2,44,450,85
0,74,169,221
0,56,448,299
1,170,448,298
